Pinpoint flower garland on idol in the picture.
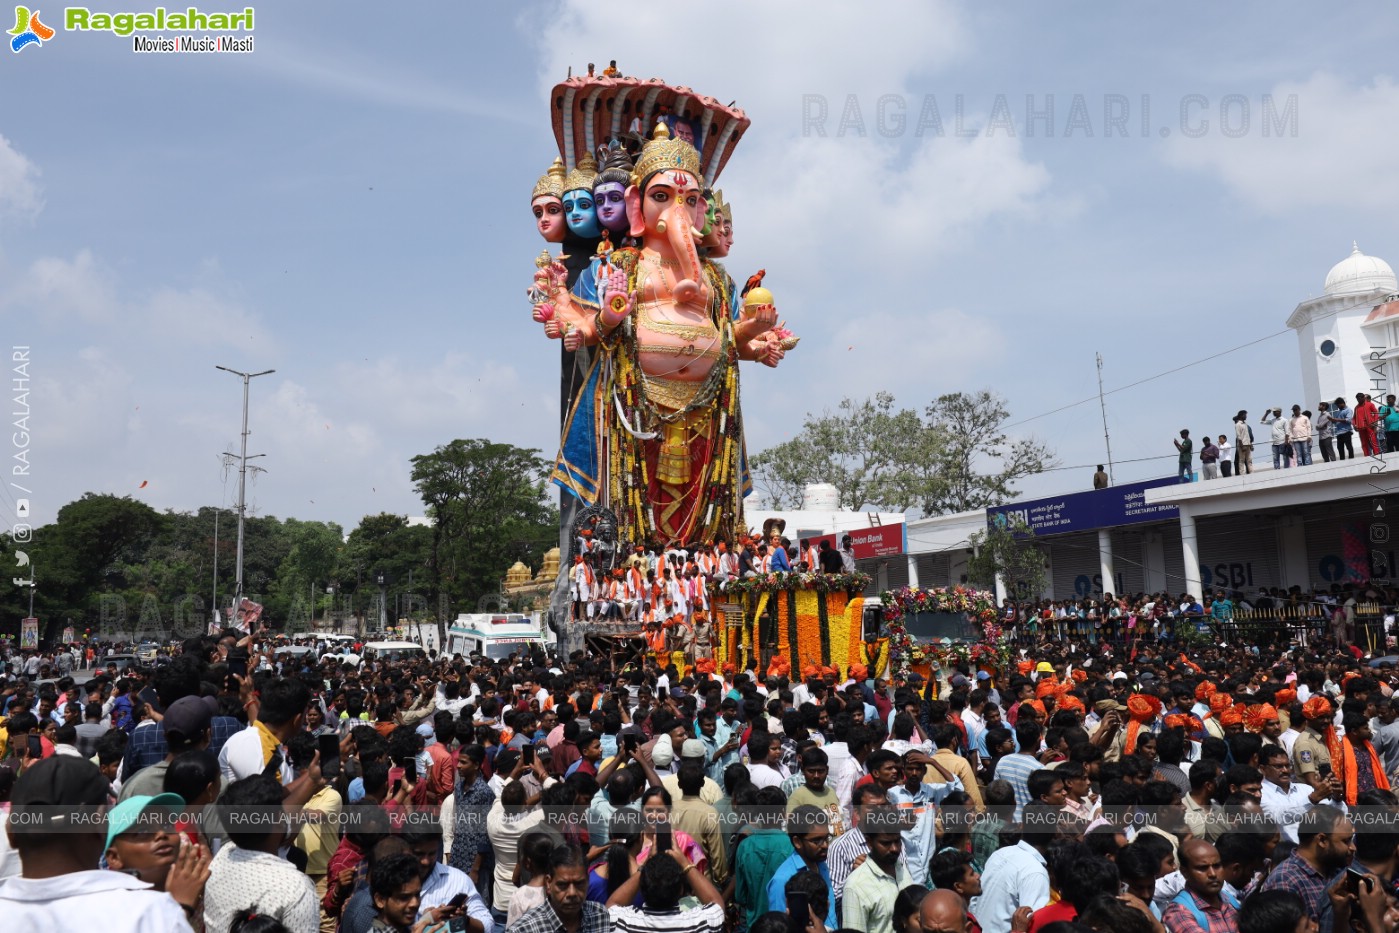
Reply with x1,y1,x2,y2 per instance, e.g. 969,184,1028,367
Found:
882,585,1006,679
715,570,871,598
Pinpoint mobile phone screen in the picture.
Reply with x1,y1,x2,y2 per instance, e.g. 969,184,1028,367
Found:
404,759,418,783
522,745,535,766
787,893,809,933
228,655,248,679
28,734,42,759
318,733,340,764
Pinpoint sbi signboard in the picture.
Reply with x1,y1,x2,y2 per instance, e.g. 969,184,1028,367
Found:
987,477,1181,537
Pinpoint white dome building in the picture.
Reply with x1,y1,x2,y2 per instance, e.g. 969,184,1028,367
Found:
1288,243,1399,408
1324,243,1397,296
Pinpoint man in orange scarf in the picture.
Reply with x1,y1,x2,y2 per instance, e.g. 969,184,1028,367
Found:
1341,712,1390,805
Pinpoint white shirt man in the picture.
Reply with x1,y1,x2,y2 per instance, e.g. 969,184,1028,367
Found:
971,839,1051,933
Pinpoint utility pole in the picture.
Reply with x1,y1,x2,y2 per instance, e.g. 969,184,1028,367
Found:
215,366,274,611
1096,352,1115,485
212,507,220,628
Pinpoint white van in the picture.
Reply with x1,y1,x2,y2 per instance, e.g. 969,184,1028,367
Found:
446,613,544,661
359,641,427,664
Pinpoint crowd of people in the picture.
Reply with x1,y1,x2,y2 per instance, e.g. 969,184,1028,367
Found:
997,582,1397,647
569,528,857,623
8,626,1399,932
1173,394,1399,483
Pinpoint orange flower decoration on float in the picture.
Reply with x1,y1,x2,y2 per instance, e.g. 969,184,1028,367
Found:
1219,708,1244,727
1124,694,1163,755
1195,681,1217,703
1275,688,1297,707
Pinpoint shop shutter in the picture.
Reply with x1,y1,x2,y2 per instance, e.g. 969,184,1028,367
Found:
1194,514,1282,594
1048,532,1101,599
915,552,952,588
1111,528,1146,598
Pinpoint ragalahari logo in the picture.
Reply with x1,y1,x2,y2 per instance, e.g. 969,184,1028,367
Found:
9,6,53,52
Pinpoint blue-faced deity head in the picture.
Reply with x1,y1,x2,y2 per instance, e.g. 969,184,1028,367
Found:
562,154,601,238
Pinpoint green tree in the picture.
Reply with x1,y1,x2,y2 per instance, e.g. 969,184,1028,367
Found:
340,514,433,633
750,390,1053,516
921,391,1056,515
966,516,1048,600
410,439,558,643
749,392,934,510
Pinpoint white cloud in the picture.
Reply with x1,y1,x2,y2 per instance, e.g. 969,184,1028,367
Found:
0,133,42,224
331,353,555,437
144,286,274,349
1163,73,1399,213
4,250,119,322
525,0,971,122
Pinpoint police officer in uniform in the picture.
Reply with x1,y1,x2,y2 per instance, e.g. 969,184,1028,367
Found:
1292,696,1335,790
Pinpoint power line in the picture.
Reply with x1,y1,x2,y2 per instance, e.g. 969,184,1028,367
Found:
1005,294,1386,430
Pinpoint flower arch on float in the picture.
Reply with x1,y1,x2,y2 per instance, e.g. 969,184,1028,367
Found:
880,585,1005,679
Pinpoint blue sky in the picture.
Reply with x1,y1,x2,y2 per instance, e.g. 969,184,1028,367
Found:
4,1,1399,533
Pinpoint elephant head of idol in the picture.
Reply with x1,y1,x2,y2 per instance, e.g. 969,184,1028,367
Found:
626,122,708,306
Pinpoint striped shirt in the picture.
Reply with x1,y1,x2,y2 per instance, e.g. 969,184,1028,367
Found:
992,753,1041,819
608,902,725,933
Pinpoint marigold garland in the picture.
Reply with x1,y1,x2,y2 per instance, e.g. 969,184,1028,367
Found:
830,594,854,676
795,590,822,670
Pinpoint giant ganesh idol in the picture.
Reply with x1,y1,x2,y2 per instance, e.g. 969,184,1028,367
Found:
528,75,795,549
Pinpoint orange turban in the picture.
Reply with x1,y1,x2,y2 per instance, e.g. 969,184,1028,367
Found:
850,664,868,681
1164,713,1191,732
694,658,716,675
1195,681,1217,703
803,664,820,680
1303,696,1333,720
767,656,790,678
1024,699,1047,718
822,665,838,677
1209,692,1232,714
1036,679,1060,699
1342,671,1361,689
1071,670,1088,683
1244,703,1278,733
1275,688,1297,707
1179,653,1203,674
1219,708,1244,727
1058,694,1085,714
722,662,737,675
1017,660,1035,675
1124,694,1163,755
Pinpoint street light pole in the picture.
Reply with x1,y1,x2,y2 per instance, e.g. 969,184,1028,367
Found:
216,366,274,611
